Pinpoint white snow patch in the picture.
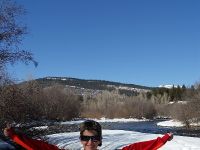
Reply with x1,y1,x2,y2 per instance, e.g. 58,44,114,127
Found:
177,101,188,104
168,101,188,105
94,117,148,122
32,126,48,130
157,119,200,127
157,120,184,127
61,120,85,125
159,85,178,89
60,118,148,125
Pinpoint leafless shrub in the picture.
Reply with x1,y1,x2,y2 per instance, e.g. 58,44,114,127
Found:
123,96,156,119
0,81,83,129
41,85,82,121
81,90,124,118
0,84,31,122
81,90,156,119
170,103,192,128
155,104,171,118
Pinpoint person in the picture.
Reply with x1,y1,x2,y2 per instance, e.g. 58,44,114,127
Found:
78,120,173,150
3,120,173,150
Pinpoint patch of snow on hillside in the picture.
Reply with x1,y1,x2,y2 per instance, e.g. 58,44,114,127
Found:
107,85,149,92
159,85,178,89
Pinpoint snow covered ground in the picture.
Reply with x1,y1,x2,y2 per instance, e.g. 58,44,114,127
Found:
48,119,200,149
1,118,200,149
157,119,184,127
47,129,200,150
157,119,200,127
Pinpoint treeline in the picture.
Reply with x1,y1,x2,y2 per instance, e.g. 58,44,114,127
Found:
150,85,200,128
82,91,156,119
1,80,200,129
0,81,156,127
0,81,82,128
149,85,187,102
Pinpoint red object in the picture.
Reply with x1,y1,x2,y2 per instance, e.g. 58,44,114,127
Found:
122,134,170,150
7,128,170,150
7,128,61,150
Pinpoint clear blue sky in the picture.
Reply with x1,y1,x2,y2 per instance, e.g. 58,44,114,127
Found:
9,0,200,87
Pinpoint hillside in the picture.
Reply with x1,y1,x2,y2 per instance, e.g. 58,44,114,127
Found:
32,77,154,96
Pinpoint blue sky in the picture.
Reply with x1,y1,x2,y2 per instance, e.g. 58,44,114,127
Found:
9,0,200,87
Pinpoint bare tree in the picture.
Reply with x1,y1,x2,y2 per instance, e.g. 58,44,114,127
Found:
0,0,37,82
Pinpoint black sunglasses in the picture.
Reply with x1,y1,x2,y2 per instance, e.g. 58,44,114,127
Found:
80,135,101,142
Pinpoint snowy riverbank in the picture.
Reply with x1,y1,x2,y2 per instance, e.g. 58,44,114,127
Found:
157,119,200,127
47,129,200,150
60,117,148,125
1,118,200,149
48,118,200,149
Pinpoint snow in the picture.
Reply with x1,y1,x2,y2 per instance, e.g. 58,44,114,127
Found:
158,85,178,89
168,101,188,104
47,129,200,150
177,101,188,104
32,126,49,130
157,120,184,127
61,120,84,125
157,119,200,127
50,119,200,149
94,117,148,123
106,84,150,93
1,119,200,149
61,118,148,125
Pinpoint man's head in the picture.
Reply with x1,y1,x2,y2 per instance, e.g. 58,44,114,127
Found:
80,120,102,150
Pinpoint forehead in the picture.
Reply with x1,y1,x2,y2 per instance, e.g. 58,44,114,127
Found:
82,130,98,136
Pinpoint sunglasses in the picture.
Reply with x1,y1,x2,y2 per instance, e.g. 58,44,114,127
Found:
80,135,101,142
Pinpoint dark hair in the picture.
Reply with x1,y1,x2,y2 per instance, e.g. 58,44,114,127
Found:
80,120,102,146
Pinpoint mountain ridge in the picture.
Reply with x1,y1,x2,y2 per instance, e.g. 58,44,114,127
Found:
27,76,156,96
35,76,155,90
